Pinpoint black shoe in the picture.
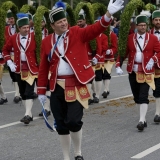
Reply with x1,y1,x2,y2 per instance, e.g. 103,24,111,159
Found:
154,115,160,123
20,115,33,124
13,96,21,103
39,111,43,117
92,93,96,98
94,97,99,103
39,110,51,117
88,99,94,105
144,121,147,127
75,156,84,160
107,91,110,96
0,98,8,105
102,91,108,98
137,122,145,131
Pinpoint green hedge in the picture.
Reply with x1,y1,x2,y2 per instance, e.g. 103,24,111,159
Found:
34,5,49,64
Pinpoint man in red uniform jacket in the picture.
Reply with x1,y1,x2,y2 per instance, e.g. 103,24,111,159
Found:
77,14,103,104
3,13,38,125
116,15,160,131
37,0,124,159
4,10,21,104
150,10,160,123
102,30,117,98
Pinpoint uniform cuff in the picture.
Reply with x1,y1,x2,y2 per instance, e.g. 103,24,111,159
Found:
37,88,47,95
104,14,111,22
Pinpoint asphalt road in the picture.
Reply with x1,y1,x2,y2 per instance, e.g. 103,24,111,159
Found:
0,65,160,160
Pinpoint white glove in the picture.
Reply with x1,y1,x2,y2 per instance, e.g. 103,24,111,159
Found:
116,67,123,75
145,58,154,70
92,57,98,65
38,95,47,105
7,60,17,72
107,0,124,15
106,50,111,55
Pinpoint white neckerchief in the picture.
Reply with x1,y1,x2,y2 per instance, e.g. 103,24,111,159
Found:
10,25,16,35
20,34,28,61
54,33,74,76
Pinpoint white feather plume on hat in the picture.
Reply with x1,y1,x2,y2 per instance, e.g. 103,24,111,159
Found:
79,9,85,15
140,10,151,18
7,9,12,13
78,9,85,19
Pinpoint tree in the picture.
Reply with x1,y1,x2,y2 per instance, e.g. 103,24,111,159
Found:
0,0,28,9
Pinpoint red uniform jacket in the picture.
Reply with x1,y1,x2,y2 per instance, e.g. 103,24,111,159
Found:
105,31,117,61
5,25,16,42
2,32,38,75
116,33,160,74
86,35,102,62
37,16,111,94
1,25,16,65
150,28,160,69
99,33,108,63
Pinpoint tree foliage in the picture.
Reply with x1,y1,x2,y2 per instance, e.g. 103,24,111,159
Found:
118,0,145,57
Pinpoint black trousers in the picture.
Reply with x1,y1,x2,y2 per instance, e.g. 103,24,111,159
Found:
8,67,17,82
50,84,83,135
128,72,150,104
95,68,111,81
15,73,35,100
153,78,160,98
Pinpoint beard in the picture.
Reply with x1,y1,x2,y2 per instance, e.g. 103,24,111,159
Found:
154,24,160,30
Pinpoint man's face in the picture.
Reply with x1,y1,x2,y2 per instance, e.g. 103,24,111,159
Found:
136,23,147,34
18,25,30,36
8,17,15,25
41,21,46,28
152,17,160,29
77,19,86,28
51,18,68,35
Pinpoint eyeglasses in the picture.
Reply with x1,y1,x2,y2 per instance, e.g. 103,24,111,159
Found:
137,24,147,27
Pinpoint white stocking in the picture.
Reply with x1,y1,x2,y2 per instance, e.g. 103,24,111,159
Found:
95,81,102,98
103,79,110,92
59,135,71,160
155,98,160,116
25,99,33,117
0,84,6,99
70,129,82,157
87,83,93,99
14,82,20,97
139,104,148,122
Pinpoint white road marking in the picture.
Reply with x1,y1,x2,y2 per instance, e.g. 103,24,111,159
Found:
131,143,160,159
5,91,15,94
99,94,133,104
112,74,128,78
0,117,41,129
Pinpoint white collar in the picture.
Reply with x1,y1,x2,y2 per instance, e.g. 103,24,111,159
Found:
20,34,28,39
154,28,160,33
10,25,15,29
137,33,146,39
55,32,67,41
